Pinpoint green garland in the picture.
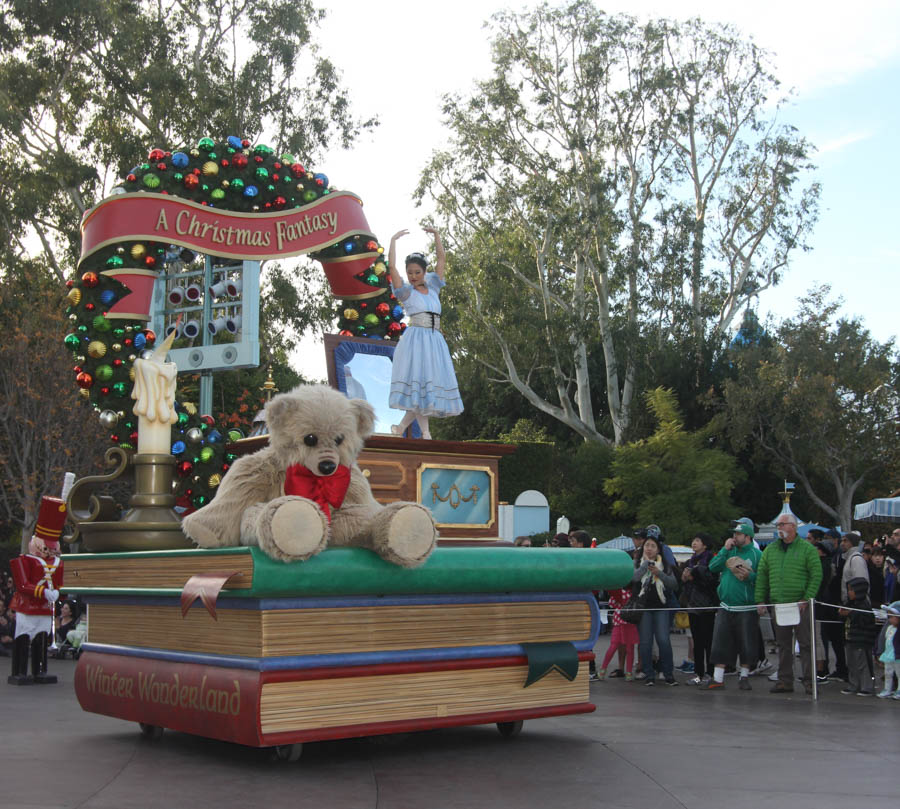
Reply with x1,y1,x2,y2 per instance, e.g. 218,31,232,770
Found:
64,135,404,510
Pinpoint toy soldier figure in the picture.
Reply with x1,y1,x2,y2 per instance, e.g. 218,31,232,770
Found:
8,496,66,685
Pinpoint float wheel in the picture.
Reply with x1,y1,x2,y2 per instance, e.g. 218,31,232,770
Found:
139,723,164,740
272,743,303,762
496,720,524,738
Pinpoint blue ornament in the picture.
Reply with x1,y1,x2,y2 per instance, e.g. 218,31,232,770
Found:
99,289,116,306
133,333,146,350
171,440,186,456
314,172,328,187
171,152,189,168
207,429,224,444
227,135,243,149
343,241,355,253
243,185,259,198
392,305,403,319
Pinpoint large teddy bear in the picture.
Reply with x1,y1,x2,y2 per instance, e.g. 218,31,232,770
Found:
182,385,438,568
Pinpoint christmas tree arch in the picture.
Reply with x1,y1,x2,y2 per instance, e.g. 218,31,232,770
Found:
65,135,404,509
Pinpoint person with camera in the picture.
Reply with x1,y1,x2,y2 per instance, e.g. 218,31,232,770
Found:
705,520,761,691
632,535,678,686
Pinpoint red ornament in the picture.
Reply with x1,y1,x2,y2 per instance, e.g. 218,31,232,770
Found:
99,387,110,396
366,240,378,250
126,173,137,183
81,271,99,288
274,162,282,170
84,302,95,311
254,155,263,164
176,461,194,478
76,371,93,389
376,302,390,316
66,279,74,289
339,329,353,336
145,256,156,267
232,153,248,170
148,148,166,161
360,303,368,309
220,159,229,167
241,139,250,148
263,202,272,209
156,162,167,171
73,365,83,374
290,163,305,178
193,167,201,175
387,322,402,336
221,464,230,472
124,338,133,346
272,173,279,181
184,174,199,189
200,415,215,427
144,330,156,345
273,196,286,209
110,434,118,442
130,431,139,443
112,358,123,367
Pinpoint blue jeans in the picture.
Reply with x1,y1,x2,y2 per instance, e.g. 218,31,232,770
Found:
639,609,673,680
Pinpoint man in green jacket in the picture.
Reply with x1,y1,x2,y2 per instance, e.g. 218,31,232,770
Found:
756,513,822,694
705,521,761,690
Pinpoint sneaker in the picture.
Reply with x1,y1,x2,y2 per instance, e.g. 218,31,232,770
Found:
828,670,849,682
857,690,873,697
589,671,599,682
596,668,607,681
892,692,900,700
664,677,678,686
768,671,779,682
608,669,625,679
840,687,857,695
677,660,695,673
687,676,703,685
705,680,725,690
739,677,751,691
644,679,655,687
877,689,893,698
816,675,829,684
750,659,772,675
624,672,633,682
634,671,646,680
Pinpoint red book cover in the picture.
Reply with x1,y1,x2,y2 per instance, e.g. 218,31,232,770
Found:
75,652,262,746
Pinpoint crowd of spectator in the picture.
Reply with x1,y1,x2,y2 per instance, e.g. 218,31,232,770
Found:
530,520,900,698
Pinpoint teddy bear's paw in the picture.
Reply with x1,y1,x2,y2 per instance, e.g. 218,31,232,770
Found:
260,498,329,562
378,504,437,568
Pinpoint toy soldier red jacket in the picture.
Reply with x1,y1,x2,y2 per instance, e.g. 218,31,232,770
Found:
10,555,63,616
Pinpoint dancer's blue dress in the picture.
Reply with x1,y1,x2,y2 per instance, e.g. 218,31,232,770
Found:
389,273,464,417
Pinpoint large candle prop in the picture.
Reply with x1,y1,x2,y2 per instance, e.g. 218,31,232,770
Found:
131,328,178,454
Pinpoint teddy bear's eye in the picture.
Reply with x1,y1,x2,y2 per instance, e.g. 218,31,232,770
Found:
303,434,318,447
335,435,344,446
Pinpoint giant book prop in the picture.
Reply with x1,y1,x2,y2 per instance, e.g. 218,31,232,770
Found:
69,547,631,752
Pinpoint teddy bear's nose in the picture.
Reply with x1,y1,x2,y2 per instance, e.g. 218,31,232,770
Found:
318,460,337,476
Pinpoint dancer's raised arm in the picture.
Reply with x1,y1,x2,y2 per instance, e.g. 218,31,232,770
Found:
388,229,408,290
423,226,445,280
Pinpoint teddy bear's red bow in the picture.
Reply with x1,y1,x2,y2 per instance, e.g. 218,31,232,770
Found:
283,464,351,522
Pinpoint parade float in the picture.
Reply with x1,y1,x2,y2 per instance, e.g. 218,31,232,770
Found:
59,136,632,760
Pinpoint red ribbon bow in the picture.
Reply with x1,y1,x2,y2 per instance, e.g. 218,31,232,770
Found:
283,464,351,522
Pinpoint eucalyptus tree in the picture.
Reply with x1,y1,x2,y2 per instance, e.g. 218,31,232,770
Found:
418,1,818,445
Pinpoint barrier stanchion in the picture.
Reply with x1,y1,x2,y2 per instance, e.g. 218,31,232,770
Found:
809,597,818,701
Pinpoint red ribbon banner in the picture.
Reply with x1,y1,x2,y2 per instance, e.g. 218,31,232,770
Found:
80,191,374,266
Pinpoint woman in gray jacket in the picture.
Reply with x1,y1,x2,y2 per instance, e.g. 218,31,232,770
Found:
633,536,678,686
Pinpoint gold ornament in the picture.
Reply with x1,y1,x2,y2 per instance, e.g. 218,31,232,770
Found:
67,288,82,305
202,161,219,177
343,308,359,321
129,367,135,382
125,326,134,333
130,244,146,260
183,402,197,415
111,342,122,353
79,388,90,399
128,354,136,362
87,340,107,359
68,313,77,322
221,180,230,188
208,474,222,488
373,262,386,276
190,148,200,157
116,246,125,254
75,354,85,363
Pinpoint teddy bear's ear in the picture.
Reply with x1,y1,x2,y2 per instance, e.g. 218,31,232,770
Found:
349,398,376,439
264,394,289,432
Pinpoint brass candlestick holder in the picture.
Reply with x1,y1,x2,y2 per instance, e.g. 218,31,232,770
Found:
67,448,192,552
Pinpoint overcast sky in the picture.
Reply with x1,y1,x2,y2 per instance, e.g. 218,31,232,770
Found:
291,0,900,380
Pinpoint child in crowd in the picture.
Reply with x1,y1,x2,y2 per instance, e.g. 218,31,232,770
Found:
839,577,879,696
876,601,900,699
596,586,639,681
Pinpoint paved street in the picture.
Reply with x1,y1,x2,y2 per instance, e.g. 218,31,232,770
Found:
3,641,898,809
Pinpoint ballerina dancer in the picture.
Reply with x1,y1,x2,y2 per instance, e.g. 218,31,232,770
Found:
387,227,463,439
